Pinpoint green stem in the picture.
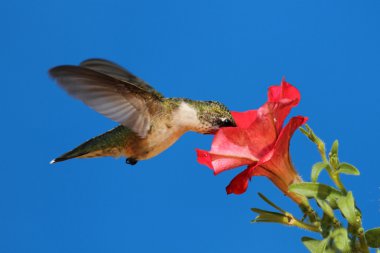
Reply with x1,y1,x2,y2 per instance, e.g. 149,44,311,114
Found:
289,214,321,233
315,137,347,194
357,228,369,253
299,202,319,223
301,125,369,251
331,173,347,195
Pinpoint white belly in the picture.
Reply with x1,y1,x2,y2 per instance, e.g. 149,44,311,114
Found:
135,101,199,160
139,124,185,159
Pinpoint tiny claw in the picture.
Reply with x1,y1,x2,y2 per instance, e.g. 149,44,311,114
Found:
126,158,138,165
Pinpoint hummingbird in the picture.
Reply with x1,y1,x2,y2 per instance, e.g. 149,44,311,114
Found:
49,59,236,165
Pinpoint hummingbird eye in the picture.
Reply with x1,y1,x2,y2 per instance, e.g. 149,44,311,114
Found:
217,118,236,127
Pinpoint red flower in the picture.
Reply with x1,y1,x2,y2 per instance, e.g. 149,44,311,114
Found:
196,79,307,204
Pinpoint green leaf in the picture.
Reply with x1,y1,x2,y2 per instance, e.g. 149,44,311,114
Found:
315,238,330,253
336,192,356,225
301,237,332,253
365,227,380,248
302,237,322,253
330,140,339,156
250,208,288,224
328,140,340,169
331,228,351,252
303,230,351,253
289,183,340,199
311,162,328,182
289,182,342,208
338,162,360,176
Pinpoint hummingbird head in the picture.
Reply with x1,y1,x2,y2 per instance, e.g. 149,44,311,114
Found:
194,100,236,134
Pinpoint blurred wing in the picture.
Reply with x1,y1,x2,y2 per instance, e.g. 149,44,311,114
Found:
80,58,163,98
49,65,162,138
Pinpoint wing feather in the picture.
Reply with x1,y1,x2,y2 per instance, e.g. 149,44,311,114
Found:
49,65,163,138
79,58,163,98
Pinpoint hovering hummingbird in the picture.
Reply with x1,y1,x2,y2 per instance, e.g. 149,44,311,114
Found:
49,59,236,165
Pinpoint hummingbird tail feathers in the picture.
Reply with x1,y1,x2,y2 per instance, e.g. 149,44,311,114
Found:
50,149,91,164
50,126,129,164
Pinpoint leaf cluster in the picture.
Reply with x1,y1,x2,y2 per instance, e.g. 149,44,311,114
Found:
250,126,379,252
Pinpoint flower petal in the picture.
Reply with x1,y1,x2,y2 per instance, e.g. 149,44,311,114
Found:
226,164,270,195
200,126,261,174
196,79,306,202
225,116,307,196
268,78,300,105
261,116,307,186
197,88,302,175
226,168,250,194
231,110,257,128
263,79,302,133
196,149,253,174
196,149,213,169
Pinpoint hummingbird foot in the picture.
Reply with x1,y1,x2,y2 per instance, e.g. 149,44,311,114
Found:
126,158,138,165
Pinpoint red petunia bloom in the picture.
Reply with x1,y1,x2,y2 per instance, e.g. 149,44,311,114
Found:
196,79,307,204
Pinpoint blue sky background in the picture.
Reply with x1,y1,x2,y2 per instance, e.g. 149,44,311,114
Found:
1,0,380,252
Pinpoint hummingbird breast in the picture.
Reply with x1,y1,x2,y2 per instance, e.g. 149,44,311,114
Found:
126,121,186,160
125,101,200,160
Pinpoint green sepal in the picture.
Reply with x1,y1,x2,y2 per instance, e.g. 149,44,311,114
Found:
330,140,339,156
257,192,285,213
365,227,380,248
299,127,309,137
250,208,288,224
315,198,334,219
289,182,342,209
338,162,360,176
311,162,328,182
336,191,356,225
299,125,317,142
330,228,351,252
